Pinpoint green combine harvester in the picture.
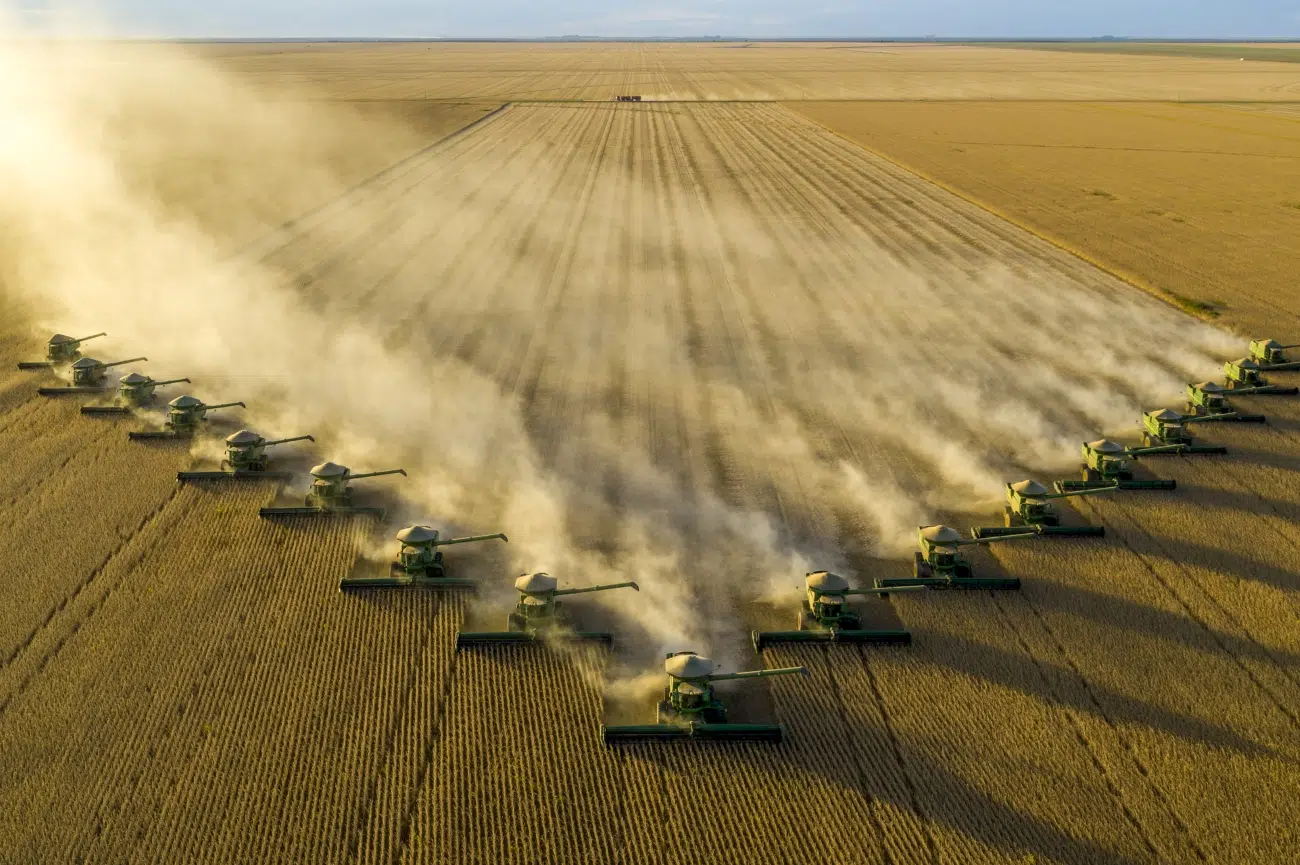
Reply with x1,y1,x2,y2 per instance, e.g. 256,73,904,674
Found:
1223,357,1299,394
751,570,921,649
1056,439,1180,492
80,372,191,415
37,356,147,396
971,479,1115,539
1184,382,1267,422
17,332,106,370
260,462,406,518
339,525,508,590
129,395,246,440
875,525,1039,591
1248,338,1300,369
177,428,314,481
602,651,807,744
1141,408,1229,452
456,573,639,647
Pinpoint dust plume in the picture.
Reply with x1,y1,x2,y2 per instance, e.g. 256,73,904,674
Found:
0,23,1239,673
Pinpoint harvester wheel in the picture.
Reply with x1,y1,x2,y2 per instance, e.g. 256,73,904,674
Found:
913,552,932,579
507,613,527,633
655,700,673,724
797,610,809,631
1003,507,1015,527
955,562,973,579
702,707,726,724
1142,433,1153,447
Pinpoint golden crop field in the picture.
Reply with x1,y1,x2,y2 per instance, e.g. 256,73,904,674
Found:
2,39,1299,865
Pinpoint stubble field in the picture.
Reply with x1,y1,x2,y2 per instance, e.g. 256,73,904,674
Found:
2,41,1299,865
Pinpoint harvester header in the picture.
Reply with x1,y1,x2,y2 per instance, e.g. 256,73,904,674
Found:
456,572,640,646
18,332,107,370
602,651,807,744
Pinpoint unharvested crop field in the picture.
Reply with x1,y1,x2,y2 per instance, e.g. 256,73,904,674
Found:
2,41,1299,865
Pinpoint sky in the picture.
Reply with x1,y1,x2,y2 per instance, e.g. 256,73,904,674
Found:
11,1,1300,39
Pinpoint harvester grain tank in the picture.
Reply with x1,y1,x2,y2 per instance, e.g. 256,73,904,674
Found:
1056,439,1180,492
1141,408,1228,452
129,395,246,440
80,372,191,415
751,570,923,650
456,573,639,647
875,525,1039,591
37,356,147,396
971,479,1114,539
1184,382,1266,422
17,332,106,370
1247,338,1300,369
601,651,807,744
260,462,406,518
1221,357,1299,395
339,525,508,590
176,429,314,481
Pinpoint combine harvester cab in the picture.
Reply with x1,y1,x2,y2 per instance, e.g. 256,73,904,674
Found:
177,428,313,481
130,395,245,440
339,525,508,590
1141,409,1228,453
971,480,1114,539
601,651,807,744
751,570,921,650
38,356,147,396
1183,382,1266,423
456,573,639,647
17,332,106,370
1247,338,1300,370
81,372,191,416
1057,439,1179,492
876,525,1038,591
260,462,406,519
1223,357,1298,395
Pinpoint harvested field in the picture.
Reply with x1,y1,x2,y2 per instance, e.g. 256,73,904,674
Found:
2,39,1300,865
792,100,1300,334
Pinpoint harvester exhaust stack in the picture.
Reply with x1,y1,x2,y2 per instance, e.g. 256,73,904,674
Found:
260,463,407,519
752,570,923,650
602,651,807,744
457,573,640,647
18,332,107,370
340,526,508,590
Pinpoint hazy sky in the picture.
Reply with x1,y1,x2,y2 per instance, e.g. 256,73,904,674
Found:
15,1,1300,39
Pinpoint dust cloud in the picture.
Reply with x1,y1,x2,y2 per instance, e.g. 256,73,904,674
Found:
0,22,1238,670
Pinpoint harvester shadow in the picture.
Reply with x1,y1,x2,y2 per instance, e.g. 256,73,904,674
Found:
925,629,1280,760
1128,530,1300,594
1023,580,1300,676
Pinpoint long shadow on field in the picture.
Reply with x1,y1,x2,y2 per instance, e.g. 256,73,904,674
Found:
755,655,1151,865
1021,580,1300,677
1123,530,1300,595
923,630,1280,760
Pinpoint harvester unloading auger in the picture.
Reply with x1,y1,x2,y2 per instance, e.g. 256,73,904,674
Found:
130,395,246,440
1141,408,1229,452
37,356,147,396
1184,382,1267,422
876,525,1040,591
751,570,923,650
971,479,1115,539
339,525,508,590
1222,357,1300,394
456,573,639,647
1248,338,1300,369
176,429,314,481
260,462,406,519
17,332,106,370
1056,439,1180,492
601,652,807,744
80,373,191,415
